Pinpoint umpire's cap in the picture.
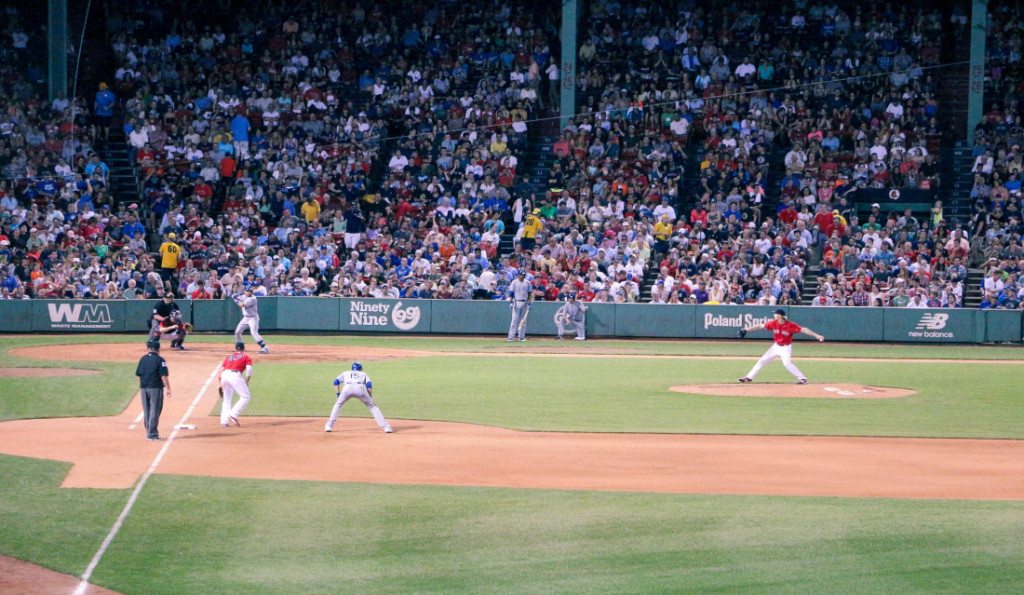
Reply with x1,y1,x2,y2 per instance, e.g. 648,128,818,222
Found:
774,308,787,317
235,342,245,350
352,361,363,371
146,339,160,350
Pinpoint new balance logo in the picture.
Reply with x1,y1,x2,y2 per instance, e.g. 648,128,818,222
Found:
914,313,948,330
47,303,113,327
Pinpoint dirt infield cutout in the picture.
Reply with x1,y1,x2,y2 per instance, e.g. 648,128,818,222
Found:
0,341,1020,501
0,367,100,378
669,383,916,399
0,555,119,594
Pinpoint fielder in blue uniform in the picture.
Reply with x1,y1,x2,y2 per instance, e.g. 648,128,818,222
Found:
325,362,393,433
506,270,533,342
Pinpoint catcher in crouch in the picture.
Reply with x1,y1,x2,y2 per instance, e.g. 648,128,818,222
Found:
149,293,192,351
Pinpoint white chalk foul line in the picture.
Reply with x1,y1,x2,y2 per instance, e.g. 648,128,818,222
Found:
128,408,144,431
74,363,222,595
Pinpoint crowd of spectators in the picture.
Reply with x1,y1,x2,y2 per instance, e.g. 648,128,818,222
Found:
518,0,960,307
969,0,1024,309
0,0,1021,310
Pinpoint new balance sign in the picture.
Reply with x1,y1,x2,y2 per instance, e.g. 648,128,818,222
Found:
47,303,114,329
909,312,953,339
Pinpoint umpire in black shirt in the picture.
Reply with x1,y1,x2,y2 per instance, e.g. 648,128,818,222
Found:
136,339,172,440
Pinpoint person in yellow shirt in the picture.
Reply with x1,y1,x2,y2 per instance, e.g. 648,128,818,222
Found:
158,232,181,285
301,197,321,224
521,208,543,251
653,215,673,254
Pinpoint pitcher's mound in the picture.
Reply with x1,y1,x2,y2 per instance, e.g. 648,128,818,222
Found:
669,383,916,399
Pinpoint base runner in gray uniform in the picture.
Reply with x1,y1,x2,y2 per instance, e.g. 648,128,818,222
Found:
234,286,269,354
554,293,587,340
506,270,533,342
325,362,393,433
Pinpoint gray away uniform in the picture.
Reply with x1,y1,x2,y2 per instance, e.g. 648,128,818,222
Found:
555,299,586,339
507,277,532,341
234,295,268,350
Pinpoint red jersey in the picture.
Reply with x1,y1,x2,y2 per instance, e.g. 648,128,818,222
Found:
765,320,801,346
222,352,253,372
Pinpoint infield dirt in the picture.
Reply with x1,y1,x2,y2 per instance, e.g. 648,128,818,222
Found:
1,342,1021,500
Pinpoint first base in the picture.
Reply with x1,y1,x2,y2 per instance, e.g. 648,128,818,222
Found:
174,424,196,430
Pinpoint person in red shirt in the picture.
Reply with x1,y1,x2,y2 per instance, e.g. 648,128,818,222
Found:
219,342,254,427
737,308,825,384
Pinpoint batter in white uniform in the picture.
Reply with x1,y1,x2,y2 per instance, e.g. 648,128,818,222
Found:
234,286,269,354
325,362,393,433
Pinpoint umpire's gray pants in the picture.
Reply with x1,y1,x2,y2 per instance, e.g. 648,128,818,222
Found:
508,301,529,340
140,388,164,439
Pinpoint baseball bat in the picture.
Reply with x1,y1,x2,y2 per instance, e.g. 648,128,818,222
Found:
517,302,531,332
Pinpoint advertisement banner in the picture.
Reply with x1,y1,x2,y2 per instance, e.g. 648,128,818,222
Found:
339,299,430,333
695,306,777,339
32,300,127,332
882,309,978,343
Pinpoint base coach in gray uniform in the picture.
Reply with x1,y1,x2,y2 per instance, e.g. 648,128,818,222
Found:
135,339,172,441
506,270,533,342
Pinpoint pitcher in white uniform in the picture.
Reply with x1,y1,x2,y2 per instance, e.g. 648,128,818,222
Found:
234,286,269,354
325,362,393,433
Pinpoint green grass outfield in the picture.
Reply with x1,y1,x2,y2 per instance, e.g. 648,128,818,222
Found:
2,334,1024,592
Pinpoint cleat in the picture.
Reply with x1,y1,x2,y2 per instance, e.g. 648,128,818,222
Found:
173,345,185,351
556,336,564,340
506,338,514,342
574,337,586,341
384,427,394,433
324,426,332,433
229,416,240,427
259,347,270,354
797,378,808,385
220,423,229,428
519,338,526,342
738,377,752,383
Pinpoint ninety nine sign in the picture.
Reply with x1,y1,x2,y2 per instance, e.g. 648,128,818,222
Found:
47,303,114,329
347,300,422,331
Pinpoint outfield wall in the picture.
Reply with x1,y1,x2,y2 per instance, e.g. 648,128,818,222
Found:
1,298,1021,344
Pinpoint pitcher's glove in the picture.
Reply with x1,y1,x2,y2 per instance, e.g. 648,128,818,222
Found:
736,329,747,339
217,386,223,399
183,322,194,333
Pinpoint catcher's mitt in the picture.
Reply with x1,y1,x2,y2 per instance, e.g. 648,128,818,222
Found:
736,329,747,339
183,322,194,333
218,386,223,399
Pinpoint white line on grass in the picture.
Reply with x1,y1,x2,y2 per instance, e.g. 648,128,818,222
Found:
74,364,222,595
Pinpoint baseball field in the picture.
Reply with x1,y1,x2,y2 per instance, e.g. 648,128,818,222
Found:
1,334,1023,593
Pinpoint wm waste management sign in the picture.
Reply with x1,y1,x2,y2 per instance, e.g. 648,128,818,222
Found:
32,300,127,332
341,299,430,333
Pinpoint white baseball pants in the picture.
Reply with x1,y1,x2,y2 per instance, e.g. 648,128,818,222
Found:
220,370,251,424
234,315,264,345
746,343,807,381
326,385,391,432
